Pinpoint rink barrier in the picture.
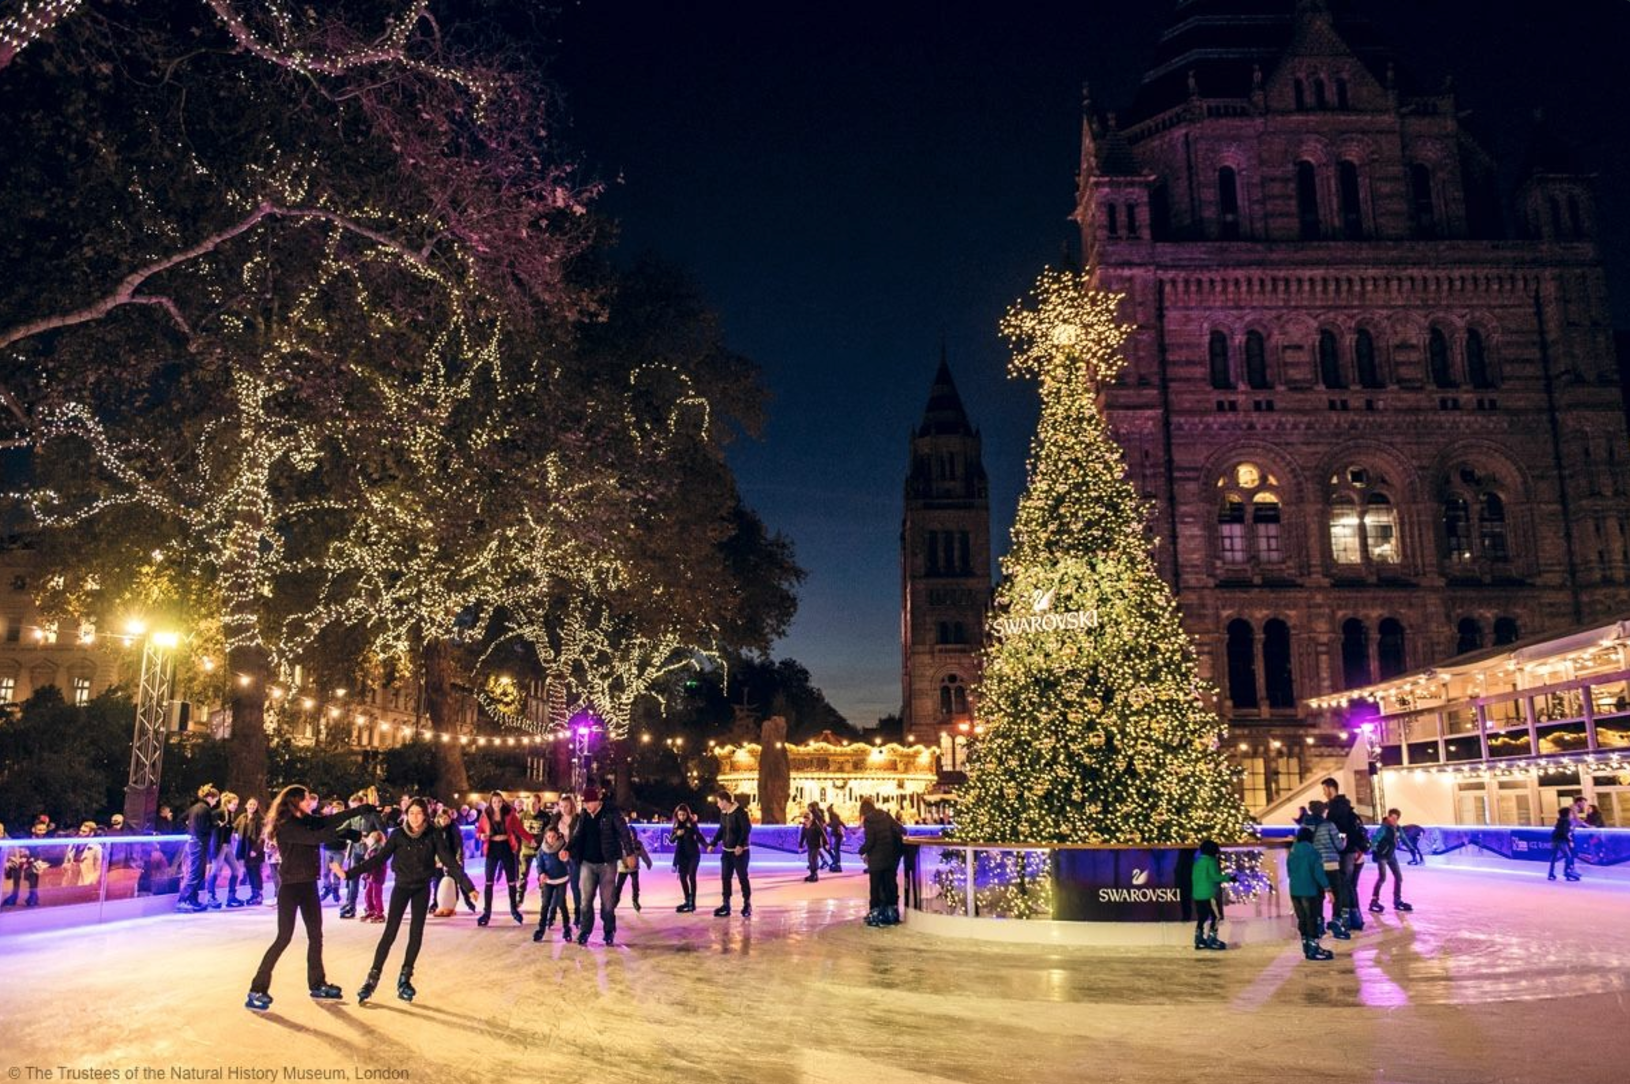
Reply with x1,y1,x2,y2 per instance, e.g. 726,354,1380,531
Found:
1254,824,1630,868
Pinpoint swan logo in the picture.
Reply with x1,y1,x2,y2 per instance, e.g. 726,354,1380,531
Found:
1131,868,1149,886
1030,587,1057,613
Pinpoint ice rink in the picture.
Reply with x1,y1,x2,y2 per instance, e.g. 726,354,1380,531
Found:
1,854,1627,1084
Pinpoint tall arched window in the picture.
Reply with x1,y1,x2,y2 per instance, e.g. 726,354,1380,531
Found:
940,674,968,716
1263,619,1295,708
1378,618,1407,679
1550,197,1565,238
1106,203,1119,236
1253,493,1283,563
1294,78,1306,110
1479,492,1509,559
1494,616,1521,645
937,622,951,644
1429,327,1455,388
1364,494,1400,563
1296,162,1321,239
1218,167,1240,239
1227,619,1259,709
1125,202,1139,237
1330,495,1362,564
1456,618,1484,655
1313,77,1328,110
1355,329,1382,388
1444,497,1473,560
1319,329,1344,389
1218,495,1248,564
1209,331,1233,389
1568,196,1584,238
1466,329,1493,389
1341,618,1372,689
1409,164,1436,238
1245,331,1269,389
1335,77,1349,110
1338,161,1363,239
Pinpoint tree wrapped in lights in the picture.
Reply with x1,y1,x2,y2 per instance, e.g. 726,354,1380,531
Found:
955,269,1250,845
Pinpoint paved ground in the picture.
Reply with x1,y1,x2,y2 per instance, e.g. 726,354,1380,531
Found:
0,855,1626,1084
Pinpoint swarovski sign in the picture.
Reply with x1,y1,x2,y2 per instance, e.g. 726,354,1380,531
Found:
991,585,1097,638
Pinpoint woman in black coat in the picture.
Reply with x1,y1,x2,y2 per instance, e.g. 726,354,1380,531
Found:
245,784,377,1011
340,798,476,1003
669,804,704,913
233,798,267,906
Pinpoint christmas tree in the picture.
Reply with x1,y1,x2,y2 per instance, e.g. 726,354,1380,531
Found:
956,268,1251,845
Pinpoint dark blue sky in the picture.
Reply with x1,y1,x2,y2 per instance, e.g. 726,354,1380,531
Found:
550,0,1630,726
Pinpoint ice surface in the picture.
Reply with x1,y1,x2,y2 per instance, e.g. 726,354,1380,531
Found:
1,855,1626,1084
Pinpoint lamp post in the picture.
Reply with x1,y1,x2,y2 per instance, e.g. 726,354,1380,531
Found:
124,625,181,830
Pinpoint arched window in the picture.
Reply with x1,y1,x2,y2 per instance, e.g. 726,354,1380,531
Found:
1378,618,1407,679
1338,161,1363,239
1294,78,1306,111
1218,495,1248,564
1444,497,1473,560
1227,619,1259,709
1335,77,1349,110
1245,331,1269,389
1263,619,1295,708
1466,329,1493,389
940,674,968,716
1125,202,1139,237
1330,495,1362,564
1568,196,1584,238
953,621,967,644
1410,164,1436,238
1550,197,1565,238
1313,77,1328,110
1455,618,1484,655
1364,494,1400,563
1209,331,1233,389
1494,616,1521,645
1341,618,1372,689
925,531,940,574
1253,493,1283,563
1218,167,1240,239
937,622,951,645
1318,329,1344,389
1355,329,1382,388
1296,162,1321,239
1106,203,1119,236
1479,492,1509,559
1429,327,1455,388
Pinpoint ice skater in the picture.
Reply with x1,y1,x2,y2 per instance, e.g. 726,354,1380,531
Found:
532,827,573,942
234,797,267,906
826,805,846,873
1288,826,1333,961
613,831,652,911
708,789,753,918
1190,839,1234,950
670,804,704,913
245,785,377,1011
800,808,826,883
1549,806,1581,881
475,789,534,926
338,798,475,1004
562,786,636,946
1368,808,1413,914
552,793,581,926
206,792,244,908
176,784,220,913
858,797,904,926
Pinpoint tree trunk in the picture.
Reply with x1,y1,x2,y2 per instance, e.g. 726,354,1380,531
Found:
225,643,270,799
611,737,635,811
422,637,469,802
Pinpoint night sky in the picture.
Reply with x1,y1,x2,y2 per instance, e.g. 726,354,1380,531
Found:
549,0,1630,727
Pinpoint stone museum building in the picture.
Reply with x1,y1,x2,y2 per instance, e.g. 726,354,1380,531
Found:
1073,0,1630,805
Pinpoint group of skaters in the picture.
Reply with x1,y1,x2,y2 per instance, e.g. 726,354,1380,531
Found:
1191,778,1418,962
238,781,909,1011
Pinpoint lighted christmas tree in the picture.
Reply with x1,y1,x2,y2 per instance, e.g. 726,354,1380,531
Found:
956,268,1251,845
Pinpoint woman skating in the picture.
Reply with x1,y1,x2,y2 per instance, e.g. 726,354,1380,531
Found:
338,798,476,1003
245,785,377,1011
670,804,704,912
234,797,266,906
474,790,534,926
553,793,581,925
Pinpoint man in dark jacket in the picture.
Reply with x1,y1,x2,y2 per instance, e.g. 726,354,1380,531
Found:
1321,779,1368,931
858,798,906,926
707,789,753,918
562,787,634,946
177,785,220,912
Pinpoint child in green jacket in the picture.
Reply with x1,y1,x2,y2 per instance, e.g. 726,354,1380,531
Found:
1192,840,1235,951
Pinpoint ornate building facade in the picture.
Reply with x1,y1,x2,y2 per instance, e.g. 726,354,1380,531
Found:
900,357,992,763
1078,0,1630,807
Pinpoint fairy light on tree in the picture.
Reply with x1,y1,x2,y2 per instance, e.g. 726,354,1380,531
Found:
955,268,1251,846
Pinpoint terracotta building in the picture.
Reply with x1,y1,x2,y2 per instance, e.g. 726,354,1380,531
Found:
899,357,992,767
1076,0,1630,806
